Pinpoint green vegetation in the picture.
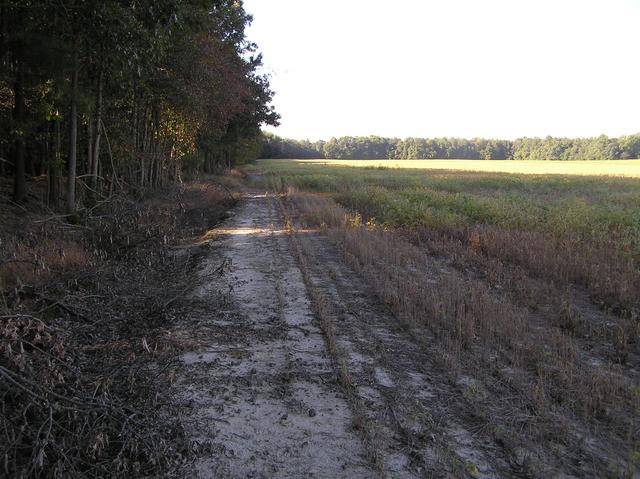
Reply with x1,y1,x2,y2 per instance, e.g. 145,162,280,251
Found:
254,157,640,323
253,159,640,255
260,132,640,161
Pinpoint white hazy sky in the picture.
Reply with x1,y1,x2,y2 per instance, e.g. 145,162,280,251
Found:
243,0,640,141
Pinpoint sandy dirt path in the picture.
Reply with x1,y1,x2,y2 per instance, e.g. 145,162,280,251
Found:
173,193,376,478
172,191,514,478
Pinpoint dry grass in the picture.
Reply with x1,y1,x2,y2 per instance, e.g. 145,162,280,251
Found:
442,224,640,316
277,195,385,472
246,155,640,474
280,187,639,477
0,177,237,478
1,238,93,287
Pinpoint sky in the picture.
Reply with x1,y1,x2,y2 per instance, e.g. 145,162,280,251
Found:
243,0,640,141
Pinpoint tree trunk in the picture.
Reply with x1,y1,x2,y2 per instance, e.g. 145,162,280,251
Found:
0,142,5,177
12,56,26,203
48,118,61,208
89,66,103,197
67,45,79,213
87,118,93,184
130,94,138,187
140,105,148,187
101,119,119,192
152,107,159,187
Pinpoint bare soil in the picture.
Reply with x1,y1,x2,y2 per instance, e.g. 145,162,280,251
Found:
172,191,539,478
172,193,373,477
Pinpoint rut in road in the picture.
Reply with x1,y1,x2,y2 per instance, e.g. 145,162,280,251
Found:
173,193,375,478
172,192,513,478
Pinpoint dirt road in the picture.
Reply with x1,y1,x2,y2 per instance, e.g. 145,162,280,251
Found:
172,192,515,478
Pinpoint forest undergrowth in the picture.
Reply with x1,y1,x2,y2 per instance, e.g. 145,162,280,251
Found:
0,174,240,478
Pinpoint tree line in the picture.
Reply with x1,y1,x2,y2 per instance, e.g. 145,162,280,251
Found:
1,0,278,209
261,133,640,161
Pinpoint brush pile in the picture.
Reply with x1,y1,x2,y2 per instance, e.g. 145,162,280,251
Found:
0,179,236,477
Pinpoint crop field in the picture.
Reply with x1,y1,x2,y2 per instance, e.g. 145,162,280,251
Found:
249,158,640,476
299,158,640,178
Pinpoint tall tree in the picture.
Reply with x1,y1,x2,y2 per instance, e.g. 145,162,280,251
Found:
1,0,279,206
67,42,78,213
11,51,26,203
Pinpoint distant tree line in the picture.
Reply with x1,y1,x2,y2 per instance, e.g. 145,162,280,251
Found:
261,133,640,161
1,0,278,209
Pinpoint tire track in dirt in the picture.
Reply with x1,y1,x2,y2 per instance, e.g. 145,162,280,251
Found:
172,193,375,478
282,201,515,479
173,191,529,478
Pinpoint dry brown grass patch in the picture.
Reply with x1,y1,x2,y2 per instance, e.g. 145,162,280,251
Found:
1,237,93,287
283,189,640,476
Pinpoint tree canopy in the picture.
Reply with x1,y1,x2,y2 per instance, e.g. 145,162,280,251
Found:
261,133,640,161
0,0,279,207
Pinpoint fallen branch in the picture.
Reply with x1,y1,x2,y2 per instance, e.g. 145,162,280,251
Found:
34,293,93,322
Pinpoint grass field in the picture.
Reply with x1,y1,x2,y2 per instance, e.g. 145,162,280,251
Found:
295,158,640,177
253,159,640,255
249,158,640,477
